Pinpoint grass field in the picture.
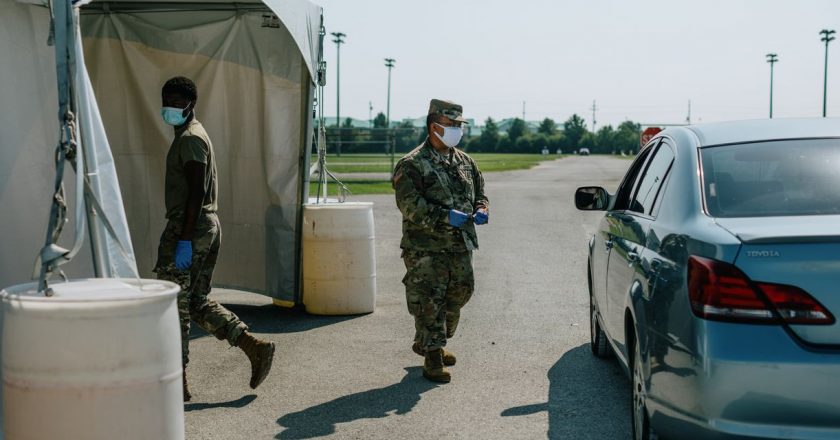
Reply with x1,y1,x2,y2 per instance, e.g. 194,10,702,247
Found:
309,180,395,197
309,153,562,196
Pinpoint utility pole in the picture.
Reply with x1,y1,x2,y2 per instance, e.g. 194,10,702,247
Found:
331,31,345,155
766,53,778,118
820,29,835,117
369,101,373,128
385,58,396,170
686,99,692,124
522,101,526,120
591,100,598,131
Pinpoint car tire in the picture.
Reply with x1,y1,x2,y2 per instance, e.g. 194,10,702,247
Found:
630,329,658,440
589,273,610,358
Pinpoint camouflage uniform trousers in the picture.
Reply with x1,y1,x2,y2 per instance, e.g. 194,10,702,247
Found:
154,212,248,367
402,250,474,350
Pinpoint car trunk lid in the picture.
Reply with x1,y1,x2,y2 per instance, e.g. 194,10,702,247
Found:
718,216,840,346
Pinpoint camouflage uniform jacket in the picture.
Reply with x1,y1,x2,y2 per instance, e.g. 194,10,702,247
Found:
393,140,489,252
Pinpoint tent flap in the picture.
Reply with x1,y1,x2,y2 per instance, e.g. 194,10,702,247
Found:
78,5,316,300
74,19,140,279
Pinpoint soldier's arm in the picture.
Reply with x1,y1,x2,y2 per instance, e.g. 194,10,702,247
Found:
472,158,489,211
393,160,449,229
178,136,209,240
180,161,206,240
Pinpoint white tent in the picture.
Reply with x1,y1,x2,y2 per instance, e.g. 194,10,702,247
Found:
0,0,322,305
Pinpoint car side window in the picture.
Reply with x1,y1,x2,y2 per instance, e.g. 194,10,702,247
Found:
629,142,675,215
650,141,676,217
613,141,658,211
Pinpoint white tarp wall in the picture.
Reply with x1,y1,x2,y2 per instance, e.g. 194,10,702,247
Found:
0,0,138,288
78,0,318,302
0,0,320,304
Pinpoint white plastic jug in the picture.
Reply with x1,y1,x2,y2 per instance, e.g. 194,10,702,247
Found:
302,202,376,315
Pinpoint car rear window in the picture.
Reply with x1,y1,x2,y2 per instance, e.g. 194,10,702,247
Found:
701,139,840,217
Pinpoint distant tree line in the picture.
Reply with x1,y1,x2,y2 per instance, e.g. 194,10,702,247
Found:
324,112,643,155
465,114,642,155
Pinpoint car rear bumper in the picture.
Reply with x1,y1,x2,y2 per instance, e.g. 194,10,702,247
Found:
650,402,840,440
649,322,840,439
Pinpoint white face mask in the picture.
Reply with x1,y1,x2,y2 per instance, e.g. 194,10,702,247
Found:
433,123,463,148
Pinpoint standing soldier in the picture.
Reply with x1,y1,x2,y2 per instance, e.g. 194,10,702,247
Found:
155,76,275,401
392,99,489,383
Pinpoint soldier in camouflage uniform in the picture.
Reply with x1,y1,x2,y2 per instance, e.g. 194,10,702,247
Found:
154,77,275,401
392,99,489,383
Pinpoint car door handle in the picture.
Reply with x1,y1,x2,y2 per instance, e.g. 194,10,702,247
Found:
648,258,667,290
650,258,662,271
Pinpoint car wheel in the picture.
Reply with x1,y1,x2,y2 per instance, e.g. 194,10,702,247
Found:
589,273,610,358
631,331,657,440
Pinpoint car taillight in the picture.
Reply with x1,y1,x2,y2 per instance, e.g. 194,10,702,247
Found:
755,282,834,325
687,256,834,325
688,256,774,323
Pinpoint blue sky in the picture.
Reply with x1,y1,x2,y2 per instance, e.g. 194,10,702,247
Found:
315,0,840,128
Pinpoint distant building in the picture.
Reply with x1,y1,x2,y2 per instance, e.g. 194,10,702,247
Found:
323,117,374,128
392,116,426,130
392,116,477,137
494,118,541,135
323,116,478,132
469,119,556,138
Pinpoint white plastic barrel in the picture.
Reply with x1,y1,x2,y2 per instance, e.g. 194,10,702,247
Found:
302,202,376,315
0,278,183,440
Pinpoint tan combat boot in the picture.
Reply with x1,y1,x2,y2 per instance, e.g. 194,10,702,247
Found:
412,342,456,366
423,349,451,383
235,331,276,389
183,367,192,402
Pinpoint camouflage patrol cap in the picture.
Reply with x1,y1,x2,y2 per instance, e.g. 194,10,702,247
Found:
428,99,468,123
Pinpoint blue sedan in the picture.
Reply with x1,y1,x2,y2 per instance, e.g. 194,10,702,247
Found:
575,118,840,440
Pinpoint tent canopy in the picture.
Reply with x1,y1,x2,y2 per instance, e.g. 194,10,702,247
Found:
0,0,322,304
80,0,322,81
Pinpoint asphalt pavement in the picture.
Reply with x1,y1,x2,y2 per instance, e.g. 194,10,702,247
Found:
185,155,633,440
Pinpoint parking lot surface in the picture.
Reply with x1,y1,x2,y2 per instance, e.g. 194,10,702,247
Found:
185,155,633,439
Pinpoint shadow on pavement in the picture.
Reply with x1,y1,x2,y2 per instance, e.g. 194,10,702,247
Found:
223,303,359,334
189,303,358,340
185,394,258,412
501,344,631,439
275,367,436,439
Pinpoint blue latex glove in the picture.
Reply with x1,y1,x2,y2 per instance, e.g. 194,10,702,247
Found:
474,210,489,225
175,240,193,270
448,209,470,228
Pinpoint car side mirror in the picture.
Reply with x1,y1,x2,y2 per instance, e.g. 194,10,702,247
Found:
575,186,610,211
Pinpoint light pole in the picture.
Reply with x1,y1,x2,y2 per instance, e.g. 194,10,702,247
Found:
384,58,396,127
331,31,346,155
385,58,396,169
766,53,778,118
820,29,835,117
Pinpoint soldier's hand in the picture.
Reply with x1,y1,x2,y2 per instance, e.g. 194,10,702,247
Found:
175,240,193,270
448,209,470,228
473,208,489,225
